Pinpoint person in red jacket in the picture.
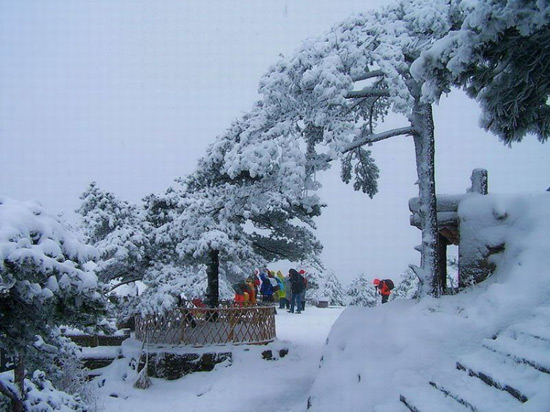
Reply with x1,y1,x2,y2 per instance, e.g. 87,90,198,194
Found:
373,278,393,304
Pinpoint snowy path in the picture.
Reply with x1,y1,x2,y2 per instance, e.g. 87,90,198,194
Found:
99,307,344,412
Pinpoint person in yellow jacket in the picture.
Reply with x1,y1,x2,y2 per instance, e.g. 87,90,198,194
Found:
276,270,288,309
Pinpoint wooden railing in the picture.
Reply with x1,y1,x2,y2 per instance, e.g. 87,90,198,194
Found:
135,305,276,346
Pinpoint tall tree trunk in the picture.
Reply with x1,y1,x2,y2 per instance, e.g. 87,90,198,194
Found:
409,96,443,297
205,249,220,308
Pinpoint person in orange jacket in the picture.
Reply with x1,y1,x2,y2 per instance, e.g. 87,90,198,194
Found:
245,277,257,305
373,278,394,304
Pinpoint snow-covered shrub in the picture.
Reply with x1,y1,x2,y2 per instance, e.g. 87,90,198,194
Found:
346,275,377,307
391,268,420,300
0,370,89,411
314,271,347,306
1,195,108,347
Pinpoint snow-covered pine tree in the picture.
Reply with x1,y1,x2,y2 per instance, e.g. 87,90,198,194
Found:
412,0,550,144
318,271,347,306
248,0,463,297
346,275,377,307
128,180,262,314
193,116,324,268
0,195,107,410
77,182,150,290
290,263,324,298
142,117,325,308
391,268,420,300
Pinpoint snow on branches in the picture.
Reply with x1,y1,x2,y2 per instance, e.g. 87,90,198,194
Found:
0,194,107,406
0,195,106,356
77,182,150,287
412,0,550,143
246,0,460,296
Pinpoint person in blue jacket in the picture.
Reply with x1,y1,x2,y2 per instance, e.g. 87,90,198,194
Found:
259,269,274,302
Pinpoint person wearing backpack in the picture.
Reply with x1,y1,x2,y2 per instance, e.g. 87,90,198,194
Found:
373,278,394,304
288,268,304,313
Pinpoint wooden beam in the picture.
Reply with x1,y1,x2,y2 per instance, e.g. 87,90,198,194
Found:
410,211,458,229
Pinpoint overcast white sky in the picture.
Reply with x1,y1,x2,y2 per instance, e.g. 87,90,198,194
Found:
1,0,549,284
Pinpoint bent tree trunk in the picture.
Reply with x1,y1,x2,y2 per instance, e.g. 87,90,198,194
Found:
410,97,443,297
205,249,220,308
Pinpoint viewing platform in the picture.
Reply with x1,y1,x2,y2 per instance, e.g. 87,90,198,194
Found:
135,304,277,346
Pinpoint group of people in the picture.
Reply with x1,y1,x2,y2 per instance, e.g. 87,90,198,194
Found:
233,272,394,309
233,268,308,313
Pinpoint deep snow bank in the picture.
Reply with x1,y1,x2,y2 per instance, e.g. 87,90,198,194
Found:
306,193,550,411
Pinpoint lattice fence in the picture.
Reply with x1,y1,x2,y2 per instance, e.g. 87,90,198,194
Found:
135,306,276,346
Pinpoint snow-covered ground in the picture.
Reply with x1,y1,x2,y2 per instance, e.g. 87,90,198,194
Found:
95,193,550,412
97,306,344,412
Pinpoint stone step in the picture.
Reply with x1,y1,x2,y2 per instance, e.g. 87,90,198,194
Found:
137,350,233,380
506,321,550,344
457,348,550,402
65,332,130,347
428,368,522,412
400,383,469,412
79,346,123,370
82,357,117,370
482,333,550,374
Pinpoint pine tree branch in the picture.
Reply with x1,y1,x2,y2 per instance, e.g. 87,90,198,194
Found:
350,70,385,82
345,87,390,99
0,378,20,404
109,278,143,292
341,126,415,154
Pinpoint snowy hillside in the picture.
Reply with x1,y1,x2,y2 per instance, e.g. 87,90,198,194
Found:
307,193,550,411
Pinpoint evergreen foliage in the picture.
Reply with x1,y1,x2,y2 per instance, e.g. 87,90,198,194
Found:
346,275,377,307
77,182,150,289
0,370,88,411
0,195,107,408
243,0,466,297
0,195,107,357
392,268,420,300
413,0,550,144
317,271,348,306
